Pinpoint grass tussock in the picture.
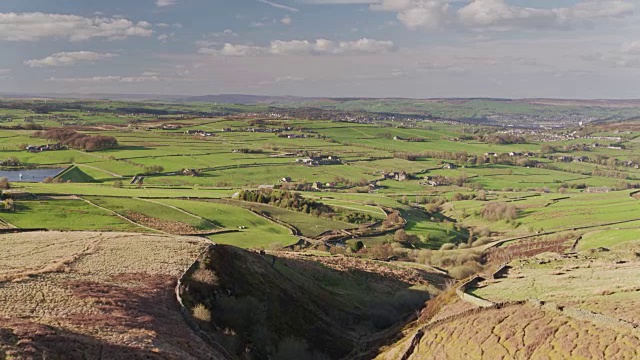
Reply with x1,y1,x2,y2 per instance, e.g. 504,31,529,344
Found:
192,303,212,322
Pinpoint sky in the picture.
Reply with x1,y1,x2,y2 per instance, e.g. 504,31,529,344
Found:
0,0,639,98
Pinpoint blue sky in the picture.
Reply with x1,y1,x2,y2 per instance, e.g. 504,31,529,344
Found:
0,0,639,98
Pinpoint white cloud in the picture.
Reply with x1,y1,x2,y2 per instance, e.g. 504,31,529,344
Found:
622,41,640,54
258,75,305,86
372,0,451,29
281,16,292,25
24,51,118,68
157,33,175,42
257,0,299,12
0,69,10,75
47,75,161,83
368,0,635,31
0,12,153,41
156,0,177,7
198,38,396,56
301,0,378,3
457,0,635,30
195,29,237,47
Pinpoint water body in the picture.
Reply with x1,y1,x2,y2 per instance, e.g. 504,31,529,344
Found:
0,168,65,182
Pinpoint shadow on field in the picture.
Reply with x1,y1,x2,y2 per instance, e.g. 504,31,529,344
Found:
114,145,149,151
0,321,172,360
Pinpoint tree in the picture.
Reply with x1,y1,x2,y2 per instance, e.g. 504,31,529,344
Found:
144,165,164,174
0,177,9,190
394,229,420,245
2,198,14,212
351,241,364,253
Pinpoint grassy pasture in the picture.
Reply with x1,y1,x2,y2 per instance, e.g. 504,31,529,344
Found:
206,199,355,237
0,198,139,231
149,199,298,248
84,196,217,230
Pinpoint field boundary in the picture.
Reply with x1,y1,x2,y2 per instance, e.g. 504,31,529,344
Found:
456,276,495,308
481,217,640,251
246,208,302,236
457,282,640,334
0,227,47,233
135,197,221,228
0,217,17,229
78,197,166,234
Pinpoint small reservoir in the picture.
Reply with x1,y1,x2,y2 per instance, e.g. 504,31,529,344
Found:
0,168,65,182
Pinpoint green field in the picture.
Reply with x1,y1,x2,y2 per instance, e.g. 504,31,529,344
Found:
2,98,640,252
0,198,140,231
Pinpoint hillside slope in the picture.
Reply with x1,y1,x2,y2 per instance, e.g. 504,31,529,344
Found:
376,238,640,360
0,231,227,360
378,302,640,360
180,246,449,359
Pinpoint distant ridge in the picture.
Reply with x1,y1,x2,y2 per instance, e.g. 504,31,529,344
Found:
1,92,640,108
181,94,313,104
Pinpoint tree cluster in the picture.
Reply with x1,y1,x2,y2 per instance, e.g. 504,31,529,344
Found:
476,134,526,145
238,189,373,223
34,129,118,152
0,177,10,190
239,189,332,216
0,157,20,167
1,198,14,212
144,165,165,175
480,202,518,221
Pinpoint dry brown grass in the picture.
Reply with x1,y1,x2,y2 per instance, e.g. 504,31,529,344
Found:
377,303,640,360
126,212,202,235
192,303,212,322
0,231,226,360
377,241,640,360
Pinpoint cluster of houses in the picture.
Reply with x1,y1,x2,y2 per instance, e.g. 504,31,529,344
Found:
383,171,410,182
393,136,426,142
484,151,535,158
246,127,293,133
220,126,296,134
184,129,215,137
296,156,342,166
182,169,201,176
420,177,442,187
550,155,591,163
25,144,65,153
279,177,371,192
144,124,181,131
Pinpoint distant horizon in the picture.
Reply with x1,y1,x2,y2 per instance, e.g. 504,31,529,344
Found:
3,91,640,103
